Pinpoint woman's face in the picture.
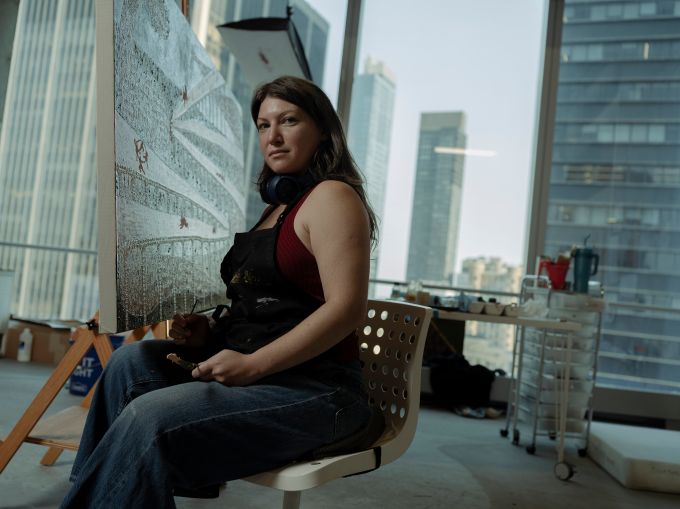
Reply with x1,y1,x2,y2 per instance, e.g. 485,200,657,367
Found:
256,96,325,175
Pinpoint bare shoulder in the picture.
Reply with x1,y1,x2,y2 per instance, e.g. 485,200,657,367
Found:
297,179,368,236
306,179,364,211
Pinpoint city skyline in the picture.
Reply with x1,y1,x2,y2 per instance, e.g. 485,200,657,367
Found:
304,0,546,281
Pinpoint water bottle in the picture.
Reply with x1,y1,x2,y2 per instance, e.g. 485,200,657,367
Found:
17,327,33,362
572,247,599,294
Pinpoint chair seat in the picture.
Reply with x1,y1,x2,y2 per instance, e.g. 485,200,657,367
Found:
245,448,379,491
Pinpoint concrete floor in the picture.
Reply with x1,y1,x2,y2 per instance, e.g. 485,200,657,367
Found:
1,358,679,509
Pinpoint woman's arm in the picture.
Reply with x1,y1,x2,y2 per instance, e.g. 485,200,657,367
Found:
194,180,370,385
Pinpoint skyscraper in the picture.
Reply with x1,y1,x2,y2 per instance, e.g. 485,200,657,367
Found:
192,0,329,228
347,57,396,276
547,0,680,392
0,0,98,320
406,112,466,284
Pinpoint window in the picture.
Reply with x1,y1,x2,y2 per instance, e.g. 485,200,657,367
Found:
348,0,546,372
545,0,680,394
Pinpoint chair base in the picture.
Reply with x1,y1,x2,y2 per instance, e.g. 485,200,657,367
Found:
172,483,223,499
283,490,301,509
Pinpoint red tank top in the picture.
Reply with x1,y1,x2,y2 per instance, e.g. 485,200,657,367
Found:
277,189,323,300
275,188,359,362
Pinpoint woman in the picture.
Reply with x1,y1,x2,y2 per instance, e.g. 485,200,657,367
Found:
61,76,378,508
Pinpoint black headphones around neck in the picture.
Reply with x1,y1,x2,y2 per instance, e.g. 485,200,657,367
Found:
260,172,315,205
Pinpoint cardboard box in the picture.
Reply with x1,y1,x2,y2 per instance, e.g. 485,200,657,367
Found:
2,319,77,365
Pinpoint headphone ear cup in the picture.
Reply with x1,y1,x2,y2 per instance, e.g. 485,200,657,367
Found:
273,176,300,204
261,174,314,205
260,175,281,205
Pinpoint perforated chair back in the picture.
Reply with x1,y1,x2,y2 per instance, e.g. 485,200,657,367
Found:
358,299,432,464
243,299,432,509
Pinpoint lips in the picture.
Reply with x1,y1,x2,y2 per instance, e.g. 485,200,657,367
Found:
269,149,288,157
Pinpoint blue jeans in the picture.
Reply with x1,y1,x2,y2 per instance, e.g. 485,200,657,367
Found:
61,340,370,508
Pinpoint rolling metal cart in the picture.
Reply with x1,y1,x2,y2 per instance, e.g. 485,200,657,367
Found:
500,276,604,480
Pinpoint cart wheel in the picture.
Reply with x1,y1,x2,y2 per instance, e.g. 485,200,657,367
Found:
526,445,536,455
554,461,575,481
500,428,509,438
512,429,520,445
578,448,587,457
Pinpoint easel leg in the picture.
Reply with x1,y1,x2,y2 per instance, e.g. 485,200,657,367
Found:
40,446,63,466
37,331,115,467
0,327,95,473
1,320,160,473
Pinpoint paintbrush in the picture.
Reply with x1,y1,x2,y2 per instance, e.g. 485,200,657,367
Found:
166,353,198,371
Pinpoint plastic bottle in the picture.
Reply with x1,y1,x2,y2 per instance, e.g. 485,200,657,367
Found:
17,328,33,362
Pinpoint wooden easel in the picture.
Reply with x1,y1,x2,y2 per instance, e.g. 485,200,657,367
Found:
0,314,167,473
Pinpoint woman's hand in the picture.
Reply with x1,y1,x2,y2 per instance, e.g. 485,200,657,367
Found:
169,314,211,348
192,349,261,386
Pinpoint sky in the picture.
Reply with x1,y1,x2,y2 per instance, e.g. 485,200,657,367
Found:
305,0,547,282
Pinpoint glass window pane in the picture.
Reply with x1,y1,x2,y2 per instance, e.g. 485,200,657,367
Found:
573,44,587,61
631,124,647,142
547,0,680,394
606,4,623,18
591,5,606,20
649,124,666,142
624,4,639,19
599,124,614,142
352,0,546,373
614,124,630,142
587,43,603,60
640,2,657,16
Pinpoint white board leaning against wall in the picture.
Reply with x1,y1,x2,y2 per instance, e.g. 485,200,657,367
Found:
96,0,245,333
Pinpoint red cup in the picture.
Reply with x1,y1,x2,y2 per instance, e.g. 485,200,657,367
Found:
539,259,570,290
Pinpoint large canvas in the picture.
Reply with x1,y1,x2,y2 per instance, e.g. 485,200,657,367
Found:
96,0,245,333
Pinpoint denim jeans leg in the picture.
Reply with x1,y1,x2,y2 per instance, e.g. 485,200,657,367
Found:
69,340,200,482
61,367,370,509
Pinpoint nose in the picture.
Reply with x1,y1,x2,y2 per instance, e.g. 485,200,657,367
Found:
267,124,283,145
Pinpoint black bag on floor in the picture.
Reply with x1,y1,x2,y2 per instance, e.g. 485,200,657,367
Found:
428,353,496,409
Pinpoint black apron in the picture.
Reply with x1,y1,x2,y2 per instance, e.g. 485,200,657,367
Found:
216,196,322,354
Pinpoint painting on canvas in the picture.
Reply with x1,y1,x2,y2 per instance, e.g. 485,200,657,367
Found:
96,0,245,333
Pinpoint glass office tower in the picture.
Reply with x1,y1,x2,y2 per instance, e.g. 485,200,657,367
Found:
406,112,466,285
547,0,680,392
0,0,98,320
347,57,396,277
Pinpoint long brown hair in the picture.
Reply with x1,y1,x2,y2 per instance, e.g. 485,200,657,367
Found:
251,76,378,245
